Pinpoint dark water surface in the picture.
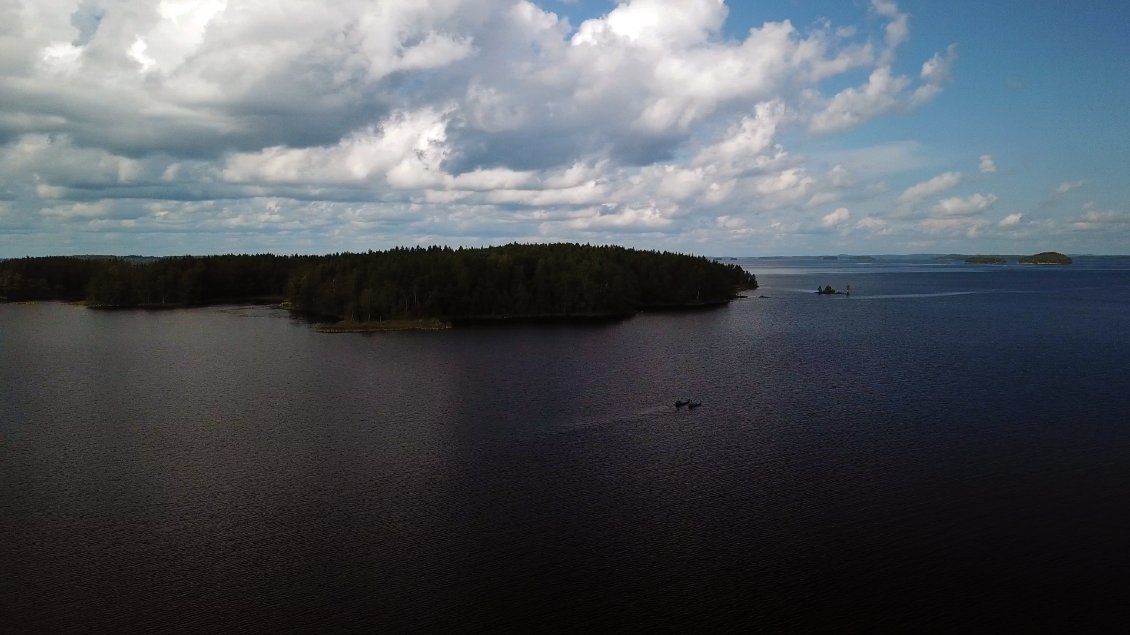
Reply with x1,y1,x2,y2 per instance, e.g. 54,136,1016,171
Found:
4,260,1130,631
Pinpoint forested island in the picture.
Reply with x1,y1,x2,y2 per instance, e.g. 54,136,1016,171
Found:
0,244,757,327
1019,251,1072,265
950,252,1072,265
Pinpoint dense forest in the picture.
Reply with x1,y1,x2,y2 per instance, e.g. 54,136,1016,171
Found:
0,244,757,322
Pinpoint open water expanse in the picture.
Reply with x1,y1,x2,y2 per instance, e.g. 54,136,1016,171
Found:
4,257,1130,631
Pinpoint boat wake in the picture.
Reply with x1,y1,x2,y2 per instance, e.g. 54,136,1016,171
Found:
855,289,1040,300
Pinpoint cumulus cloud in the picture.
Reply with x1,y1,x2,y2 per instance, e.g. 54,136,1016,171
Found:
572,0,727,48
810,41,955,134
870,0,907,64
821,207,850,226
910,44,957,105
897,171,961,209
0,0,967,254
979,154,996,174
999,212,1023,226
810,66,907,134
931,193,998,217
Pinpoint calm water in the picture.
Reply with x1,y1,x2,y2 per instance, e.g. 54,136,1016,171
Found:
4,260,1130,631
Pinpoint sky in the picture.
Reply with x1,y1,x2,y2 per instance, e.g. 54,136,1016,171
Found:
1,0,1127,257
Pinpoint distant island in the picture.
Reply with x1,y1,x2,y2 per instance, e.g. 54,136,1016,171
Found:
816,255,874,262
965,255,1007,264
955,251,1072,265
0,244,757,328
1019,251,1072,265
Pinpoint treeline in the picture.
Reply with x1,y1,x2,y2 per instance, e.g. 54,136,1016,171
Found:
1,244,756,320
0,255,299,305
964,255,1007,264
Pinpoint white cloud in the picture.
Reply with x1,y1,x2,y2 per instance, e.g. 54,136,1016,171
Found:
1069,208,1130,231
897,171,962,208
448,168,538,192
875,2,908,65
931,193,998,217
870,0,900,18
919,217,985,236
910,44,957,105
747,167,815,210
821,207,850,226
856,216,891,234
716,215,747,230
572,0,727,48
0,134,148,187
692,101,788,169
979,154,997,174
810,39,954,133
1056,180,1084,194
222,108,453,188
999,212,1023,226
0,0,975,255
810,66,908,133
829,164,853,187
566,203,674,231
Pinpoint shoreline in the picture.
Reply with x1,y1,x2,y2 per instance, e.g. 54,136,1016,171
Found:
84,295,286,310
316,318,452,333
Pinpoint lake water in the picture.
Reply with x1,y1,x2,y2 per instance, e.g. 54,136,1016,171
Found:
4,258,1130,631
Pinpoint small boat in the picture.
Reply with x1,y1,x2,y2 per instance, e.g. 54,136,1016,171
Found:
675,399,690,408
687,401,702,409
